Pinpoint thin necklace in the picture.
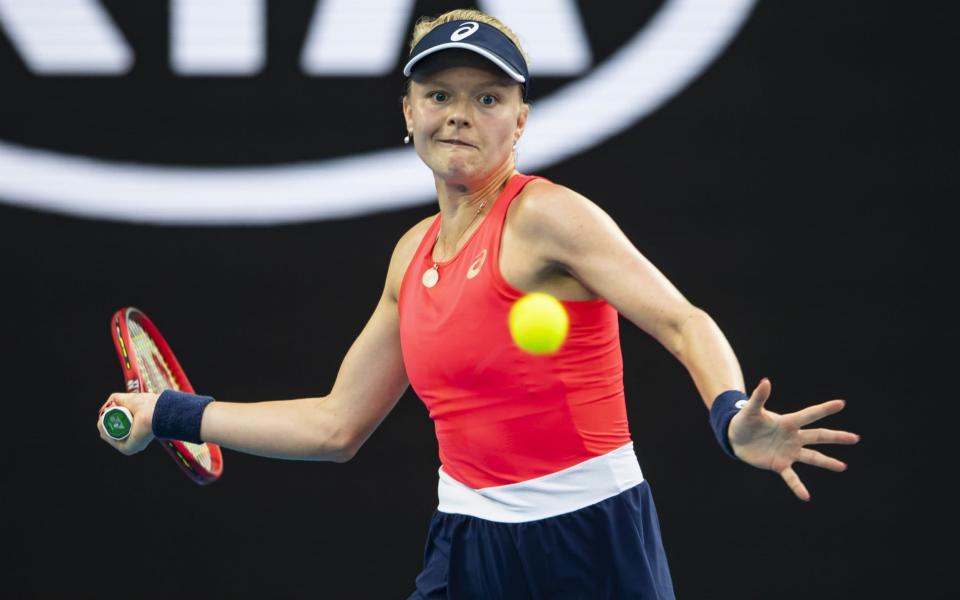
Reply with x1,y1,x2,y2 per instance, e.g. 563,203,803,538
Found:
422,199,487,288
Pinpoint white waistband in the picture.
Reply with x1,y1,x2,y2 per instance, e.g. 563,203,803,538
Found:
436,442,644,523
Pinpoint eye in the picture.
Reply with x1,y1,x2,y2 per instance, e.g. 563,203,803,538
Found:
430,91,448,103
478,94,498,106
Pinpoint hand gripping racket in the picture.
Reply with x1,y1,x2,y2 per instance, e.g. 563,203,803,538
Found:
103,307,224,485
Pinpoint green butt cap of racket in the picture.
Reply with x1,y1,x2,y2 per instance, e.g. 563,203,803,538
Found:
102,406,133,441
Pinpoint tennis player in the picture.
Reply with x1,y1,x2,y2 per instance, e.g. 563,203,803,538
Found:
99,9,859,598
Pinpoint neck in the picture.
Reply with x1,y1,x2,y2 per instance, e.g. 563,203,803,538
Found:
434,162,517,238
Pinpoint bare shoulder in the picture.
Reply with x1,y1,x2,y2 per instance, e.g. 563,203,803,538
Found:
385,214,436,301
508,179,613,260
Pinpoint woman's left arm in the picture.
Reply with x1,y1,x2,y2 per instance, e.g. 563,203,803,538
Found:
515,182,859,500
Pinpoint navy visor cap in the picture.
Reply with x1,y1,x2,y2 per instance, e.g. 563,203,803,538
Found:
403,20,529,101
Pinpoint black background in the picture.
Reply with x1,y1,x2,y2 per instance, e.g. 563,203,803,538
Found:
2,2,954,598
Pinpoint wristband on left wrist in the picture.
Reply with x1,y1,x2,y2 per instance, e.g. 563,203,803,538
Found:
709,390,748,460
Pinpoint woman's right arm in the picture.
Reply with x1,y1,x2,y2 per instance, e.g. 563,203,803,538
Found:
98,221,428,462
194,278,409,462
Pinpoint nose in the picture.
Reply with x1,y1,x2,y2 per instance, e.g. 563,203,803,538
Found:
446,96,473,129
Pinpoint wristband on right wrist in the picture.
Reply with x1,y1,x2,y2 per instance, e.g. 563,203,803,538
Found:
152,390,214,444
709,390,749,460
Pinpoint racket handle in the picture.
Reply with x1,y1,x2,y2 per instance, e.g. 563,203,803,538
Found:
101,406,133,441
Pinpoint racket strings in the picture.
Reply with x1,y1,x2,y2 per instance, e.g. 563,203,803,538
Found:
128,320,179,393
128,319,212,470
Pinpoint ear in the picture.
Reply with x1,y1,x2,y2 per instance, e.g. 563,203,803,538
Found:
514,101,530,145
402,95,413,134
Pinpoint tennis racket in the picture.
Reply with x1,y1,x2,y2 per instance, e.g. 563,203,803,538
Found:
103,307,224,485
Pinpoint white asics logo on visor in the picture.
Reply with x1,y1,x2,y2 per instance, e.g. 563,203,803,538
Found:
450,22,480,41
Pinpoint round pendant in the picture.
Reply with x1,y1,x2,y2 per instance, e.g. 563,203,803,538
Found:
422,267,439,288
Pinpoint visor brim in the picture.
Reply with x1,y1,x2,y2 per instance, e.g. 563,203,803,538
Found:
403,43,526,84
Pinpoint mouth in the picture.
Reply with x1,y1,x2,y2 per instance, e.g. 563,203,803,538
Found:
437,139,476,148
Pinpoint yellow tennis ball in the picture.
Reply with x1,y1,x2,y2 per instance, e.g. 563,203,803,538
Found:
509,292,569,355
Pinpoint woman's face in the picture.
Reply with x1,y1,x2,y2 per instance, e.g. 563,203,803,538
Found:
403,51,528,186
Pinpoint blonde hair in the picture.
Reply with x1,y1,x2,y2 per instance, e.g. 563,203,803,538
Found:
408,9,529,65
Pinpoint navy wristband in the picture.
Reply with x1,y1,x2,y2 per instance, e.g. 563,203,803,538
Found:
152,390,214,444
709,390,749,460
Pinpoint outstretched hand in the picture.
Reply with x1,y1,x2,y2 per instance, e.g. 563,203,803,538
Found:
728,378,860,501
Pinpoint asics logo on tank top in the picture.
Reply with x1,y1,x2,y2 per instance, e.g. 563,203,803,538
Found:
450,22,480,41
0,0,758,225
466,249,488,279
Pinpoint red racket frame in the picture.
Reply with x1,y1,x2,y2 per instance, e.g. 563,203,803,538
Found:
111,307,223,485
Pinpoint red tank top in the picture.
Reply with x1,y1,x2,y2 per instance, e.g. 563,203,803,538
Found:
398,173,631,489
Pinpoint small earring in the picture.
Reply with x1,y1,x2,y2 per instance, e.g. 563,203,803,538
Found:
404,133,411,144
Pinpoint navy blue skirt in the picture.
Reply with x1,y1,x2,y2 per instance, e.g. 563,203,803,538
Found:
408,481,675,599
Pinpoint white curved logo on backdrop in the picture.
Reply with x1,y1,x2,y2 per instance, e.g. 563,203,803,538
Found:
0,0,756,224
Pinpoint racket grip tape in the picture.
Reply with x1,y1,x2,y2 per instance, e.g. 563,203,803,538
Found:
101,406,133,441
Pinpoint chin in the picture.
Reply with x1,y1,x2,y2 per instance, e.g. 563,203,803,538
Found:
431,159,482,184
